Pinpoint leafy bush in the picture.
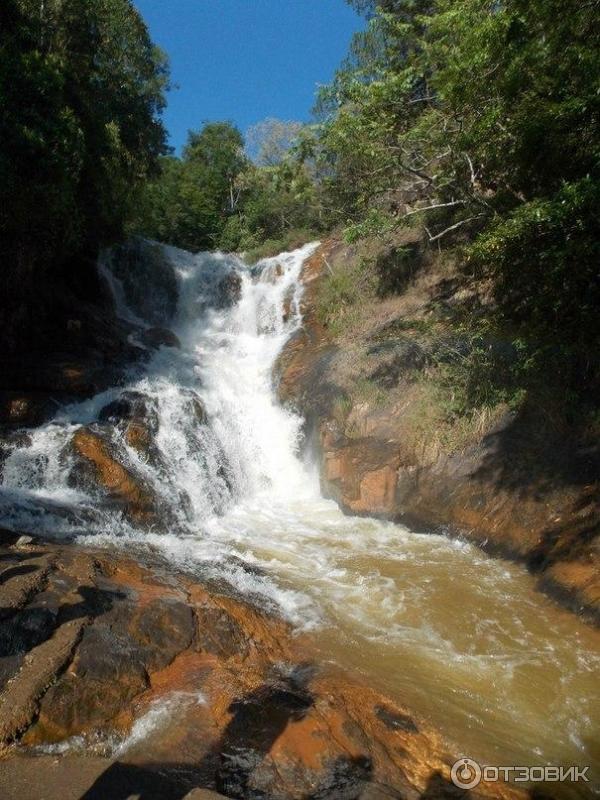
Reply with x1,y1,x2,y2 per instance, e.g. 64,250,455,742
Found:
468,179,600,349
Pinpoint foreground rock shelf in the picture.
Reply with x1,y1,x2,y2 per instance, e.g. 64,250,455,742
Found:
0,533,523,800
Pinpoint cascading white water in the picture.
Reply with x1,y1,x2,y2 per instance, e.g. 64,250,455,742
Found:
0,242,598,796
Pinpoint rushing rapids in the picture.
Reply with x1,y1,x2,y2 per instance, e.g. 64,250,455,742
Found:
0,242,598,796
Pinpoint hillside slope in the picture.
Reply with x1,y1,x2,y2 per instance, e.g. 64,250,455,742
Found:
276,238,600,623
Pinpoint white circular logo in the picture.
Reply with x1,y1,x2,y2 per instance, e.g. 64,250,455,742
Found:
451,758,482,789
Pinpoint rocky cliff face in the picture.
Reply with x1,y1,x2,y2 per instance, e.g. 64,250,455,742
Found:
276,241,600,624
0,237,241,431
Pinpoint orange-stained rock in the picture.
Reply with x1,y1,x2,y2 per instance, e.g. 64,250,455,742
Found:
124,420,153,453
71,428,159,526
0,536,526,800
276,239,600,624
359,465,398,513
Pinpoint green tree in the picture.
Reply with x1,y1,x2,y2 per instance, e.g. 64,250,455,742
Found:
429,0,600,345
135,122,247,251
0,0,169,346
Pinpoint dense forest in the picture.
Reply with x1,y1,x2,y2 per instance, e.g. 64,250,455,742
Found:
1,0,599,416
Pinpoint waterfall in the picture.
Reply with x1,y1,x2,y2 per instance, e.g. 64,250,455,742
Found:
0,239,598,786
0,240,320,614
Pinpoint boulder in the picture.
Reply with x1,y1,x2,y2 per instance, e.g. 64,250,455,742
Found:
104,238,179,325
69,428,160,527
98,392,160,460
140,327,181,350
215,270,242,309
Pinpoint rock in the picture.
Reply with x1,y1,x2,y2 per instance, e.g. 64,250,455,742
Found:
0,539,525,800
215,270,242,309
69,428,160,527
195,604,249,660
282,285,296,323
375,705,419,733
129,599,195,672
260,261,284,284
98,392,161,460
189,396,207,426
165,389,207,428
0,391,57,427
104,238,179,325
14,535,34,548
140,326,181,350
98,391,157,429
34,624,150,740
322,435,400,517
0,356,119,396
0,551,54,622
0,619,84,746
276,239,600,623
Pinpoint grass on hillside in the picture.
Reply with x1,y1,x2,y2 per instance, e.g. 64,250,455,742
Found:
313,226,584,455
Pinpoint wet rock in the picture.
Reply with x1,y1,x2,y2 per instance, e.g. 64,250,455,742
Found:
215,678,315,797
104,238,179,325
34,625,149,740
0,618,84,745
215,270,242,309
140,326,181,350
282,285,296,324
260,261,284,284
0,539,526,800
181,389,207,427
0,391,57,428
98,392,161,461
375,705,419,733
195,604,249,660
69,428,160,527
130,599,195,671
98,391,157,429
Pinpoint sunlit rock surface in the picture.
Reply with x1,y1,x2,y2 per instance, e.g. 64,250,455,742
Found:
0,535,525,800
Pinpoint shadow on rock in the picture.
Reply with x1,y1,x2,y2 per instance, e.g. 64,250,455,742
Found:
419,771,468,799
0,585,124,660
0,563,39,585
473,405,600,495
80,760,196,800
214,665,316,799
308,755,373,800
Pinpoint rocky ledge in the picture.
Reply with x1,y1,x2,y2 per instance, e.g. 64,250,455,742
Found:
0,237,241,431
275,242,600,625
0,533,524,800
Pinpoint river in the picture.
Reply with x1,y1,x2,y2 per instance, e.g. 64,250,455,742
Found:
0,242,598,797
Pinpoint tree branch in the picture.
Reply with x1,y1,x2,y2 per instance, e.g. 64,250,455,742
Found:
400,200,467,219
427,215,484,243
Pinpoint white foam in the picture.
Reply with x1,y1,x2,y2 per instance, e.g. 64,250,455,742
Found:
1,240,599,784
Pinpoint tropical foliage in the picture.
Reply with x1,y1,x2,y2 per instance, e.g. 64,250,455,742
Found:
1,0,169,339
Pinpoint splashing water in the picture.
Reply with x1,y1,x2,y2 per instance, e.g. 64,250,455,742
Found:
1,241,598,796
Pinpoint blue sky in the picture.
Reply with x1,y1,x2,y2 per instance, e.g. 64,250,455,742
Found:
134,0,364,153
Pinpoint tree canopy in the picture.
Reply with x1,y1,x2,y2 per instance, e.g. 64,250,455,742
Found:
134,119,322,254
3,0,598,381
1,0,169,341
